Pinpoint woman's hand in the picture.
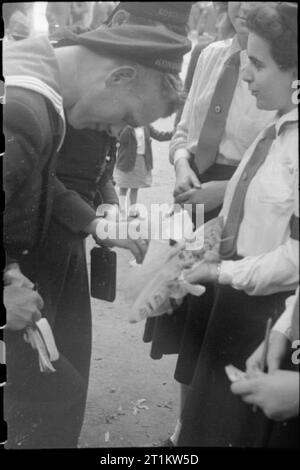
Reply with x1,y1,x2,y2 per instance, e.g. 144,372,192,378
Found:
101,237,149,264
231,370,299,421
93,218,149,264
246,331,290,374
4,263,34,288
183,259,219,285
4,285,43,330
174,181,228,212
173,158,201,199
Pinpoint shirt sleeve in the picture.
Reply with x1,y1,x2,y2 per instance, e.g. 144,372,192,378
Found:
98,178,119,206
4,97,45,205
169,49,206,165
219,238,299,295
272,288,299,340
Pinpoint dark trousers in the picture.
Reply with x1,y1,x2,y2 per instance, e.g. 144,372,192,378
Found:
4,220,92,448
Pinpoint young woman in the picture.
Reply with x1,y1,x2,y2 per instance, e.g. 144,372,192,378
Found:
177,2,298,447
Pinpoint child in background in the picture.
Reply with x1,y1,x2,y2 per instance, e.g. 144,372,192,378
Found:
114,125,173,219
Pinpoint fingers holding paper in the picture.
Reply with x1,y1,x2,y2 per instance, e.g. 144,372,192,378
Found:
246,331,290,375
231,370,299,421
4,285,43,330
183,259,219,285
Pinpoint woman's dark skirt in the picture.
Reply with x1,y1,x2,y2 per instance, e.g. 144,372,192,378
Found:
177,284,298,447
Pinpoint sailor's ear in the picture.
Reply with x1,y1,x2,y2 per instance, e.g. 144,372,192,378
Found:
105,66,137,87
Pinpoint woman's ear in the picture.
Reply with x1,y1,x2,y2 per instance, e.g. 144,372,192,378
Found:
105,66,137,87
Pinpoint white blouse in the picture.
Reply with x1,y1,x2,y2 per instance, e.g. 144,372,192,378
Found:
273,288,299,340
219,108,299,296
134,127,146,155
170,36,275,166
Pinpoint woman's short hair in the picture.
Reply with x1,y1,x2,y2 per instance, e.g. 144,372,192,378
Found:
246,2,297,70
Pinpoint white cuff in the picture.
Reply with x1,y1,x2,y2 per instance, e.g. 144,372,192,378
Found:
272,310,294,341
218,260,235,285
173,153,191,167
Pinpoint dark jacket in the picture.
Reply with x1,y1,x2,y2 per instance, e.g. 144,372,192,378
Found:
4,86,60,259
116,125,173,172
4,86,101,262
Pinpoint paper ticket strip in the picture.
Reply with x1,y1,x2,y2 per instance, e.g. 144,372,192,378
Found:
24,318,59,373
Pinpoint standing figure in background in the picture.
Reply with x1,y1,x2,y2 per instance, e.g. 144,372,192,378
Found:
175,2,235,127
114,125,173,219
46,2,94,38
90,2,117,29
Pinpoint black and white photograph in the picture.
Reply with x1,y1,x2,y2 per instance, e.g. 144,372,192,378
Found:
1,1,299,456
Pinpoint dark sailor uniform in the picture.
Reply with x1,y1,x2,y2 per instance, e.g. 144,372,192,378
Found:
4,36,94,449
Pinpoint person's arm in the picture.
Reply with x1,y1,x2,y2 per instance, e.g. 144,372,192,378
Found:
4,97,44,206
4,263,43,330
170,51,211,197
219,174,299,296
52,178,147,263
230,370,299,421
218,237,299,295
174,180,228,211
98,178,119,207
52,176,97,234
169,46,208,166
185,237,299,296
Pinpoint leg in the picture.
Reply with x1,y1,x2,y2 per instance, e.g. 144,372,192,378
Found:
118,187,128,218
169,382,190,445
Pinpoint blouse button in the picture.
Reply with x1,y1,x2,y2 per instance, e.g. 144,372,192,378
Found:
215,105,222,113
